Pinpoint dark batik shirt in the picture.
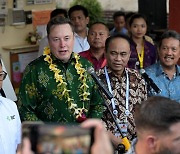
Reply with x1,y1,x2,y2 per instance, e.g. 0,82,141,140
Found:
18,53,104,123
128,39,157,69
97,67,147,140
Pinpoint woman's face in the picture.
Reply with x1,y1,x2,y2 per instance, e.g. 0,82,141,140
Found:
130,17,147,39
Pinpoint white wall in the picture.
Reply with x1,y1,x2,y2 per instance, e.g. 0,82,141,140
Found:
0,0,56,76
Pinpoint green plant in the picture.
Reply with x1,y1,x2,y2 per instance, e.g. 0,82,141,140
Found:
70,0,104,25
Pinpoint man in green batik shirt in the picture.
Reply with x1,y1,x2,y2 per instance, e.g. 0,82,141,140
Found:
18,17,104,123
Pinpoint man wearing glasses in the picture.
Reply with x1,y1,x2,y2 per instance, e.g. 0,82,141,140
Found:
0,60,21,153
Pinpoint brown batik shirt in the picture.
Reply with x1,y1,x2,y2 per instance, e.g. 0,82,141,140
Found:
97,67,147,140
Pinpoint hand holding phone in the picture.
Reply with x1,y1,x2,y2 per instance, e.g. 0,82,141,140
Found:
22,122,94,154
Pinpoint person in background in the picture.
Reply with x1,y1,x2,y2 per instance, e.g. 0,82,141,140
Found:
125,12,154,45
38,8,68,57
110,11,128,36
96,34,147,151
68,5,90,53
80,22,109,70
128,13,157,70
18,17,103,123
0,60,21,154
126,96,180,154
125,12,135,36
145,30,180,103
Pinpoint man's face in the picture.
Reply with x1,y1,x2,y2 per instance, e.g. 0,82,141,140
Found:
70,10,89,34
105,38,131,76
114,16,126,32
88,24,109,49
155,122,180,154
48,24,74,63
159,37,180,69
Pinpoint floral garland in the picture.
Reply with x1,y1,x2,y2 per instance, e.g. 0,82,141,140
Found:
43,47,90,121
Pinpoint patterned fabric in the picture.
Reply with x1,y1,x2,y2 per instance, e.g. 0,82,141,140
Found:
144,35,154,45
125,138,137,154
97,67,147,140
145,61,180,103
128,39,157,69
18,53,104,123
79,49,107,70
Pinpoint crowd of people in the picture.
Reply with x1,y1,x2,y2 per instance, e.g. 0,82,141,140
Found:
0,4,180,154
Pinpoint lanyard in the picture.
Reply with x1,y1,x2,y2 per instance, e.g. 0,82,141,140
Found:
137,46,144,69
104,67,130,117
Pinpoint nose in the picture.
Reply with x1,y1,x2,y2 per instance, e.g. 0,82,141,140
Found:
59,39,66,48
165,48,173,55
137,26,141,32
115,54,122,61
73,18,79,24
95,33,100,39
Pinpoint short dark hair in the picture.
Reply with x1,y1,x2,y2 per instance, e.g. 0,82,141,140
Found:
50,8,68,19
125,12,135,23
68,5,89,18
89,21,109,34
135,96,180,134
46,17,74,37
113,11,126,20
129,13,147,27
105,34,130,52
159,30,180,48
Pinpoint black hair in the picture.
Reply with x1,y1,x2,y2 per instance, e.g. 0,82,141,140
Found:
89,21,109,34
159,30,180,48
125,12,135,23
105,34,130,52
113,11,126,20
68,5,89,18
50,9,68,19
129,13,147,27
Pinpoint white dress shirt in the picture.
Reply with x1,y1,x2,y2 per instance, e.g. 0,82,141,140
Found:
0,96,21,154
73,33,90,53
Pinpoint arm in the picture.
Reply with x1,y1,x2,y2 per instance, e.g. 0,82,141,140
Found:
81,119,113,154
18,64,39,121
88,84,104,119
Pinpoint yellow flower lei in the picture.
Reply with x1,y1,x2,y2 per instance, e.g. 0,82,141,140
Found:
43,47,90,119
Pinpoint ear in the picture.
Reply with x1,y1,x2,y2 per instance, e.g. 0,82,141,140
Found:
146,135,159,153
86,17,90,25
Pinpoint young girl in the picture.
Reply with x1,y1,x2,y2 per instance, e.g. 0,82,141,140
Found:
128,13,157,70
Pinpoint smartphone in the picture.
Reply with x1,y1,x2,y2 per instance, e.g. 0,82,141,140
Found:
22,122,94,154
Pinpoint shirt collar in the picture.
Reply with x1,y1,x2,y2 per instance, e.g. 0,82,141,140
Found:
74,28,89,38
156,61,180,76
89,49,106,60
155,61,165,76
105,66,126,78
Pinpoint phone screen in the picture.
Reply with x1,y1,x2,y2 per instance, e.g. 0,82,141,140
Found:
22,122,94,154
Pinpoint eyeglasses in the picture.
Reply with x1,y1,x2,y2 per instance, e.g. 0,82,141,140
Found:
0,71,7,81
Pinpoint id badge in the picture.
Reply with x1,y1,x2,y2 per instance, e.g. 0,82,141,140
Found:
114,122,128,137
